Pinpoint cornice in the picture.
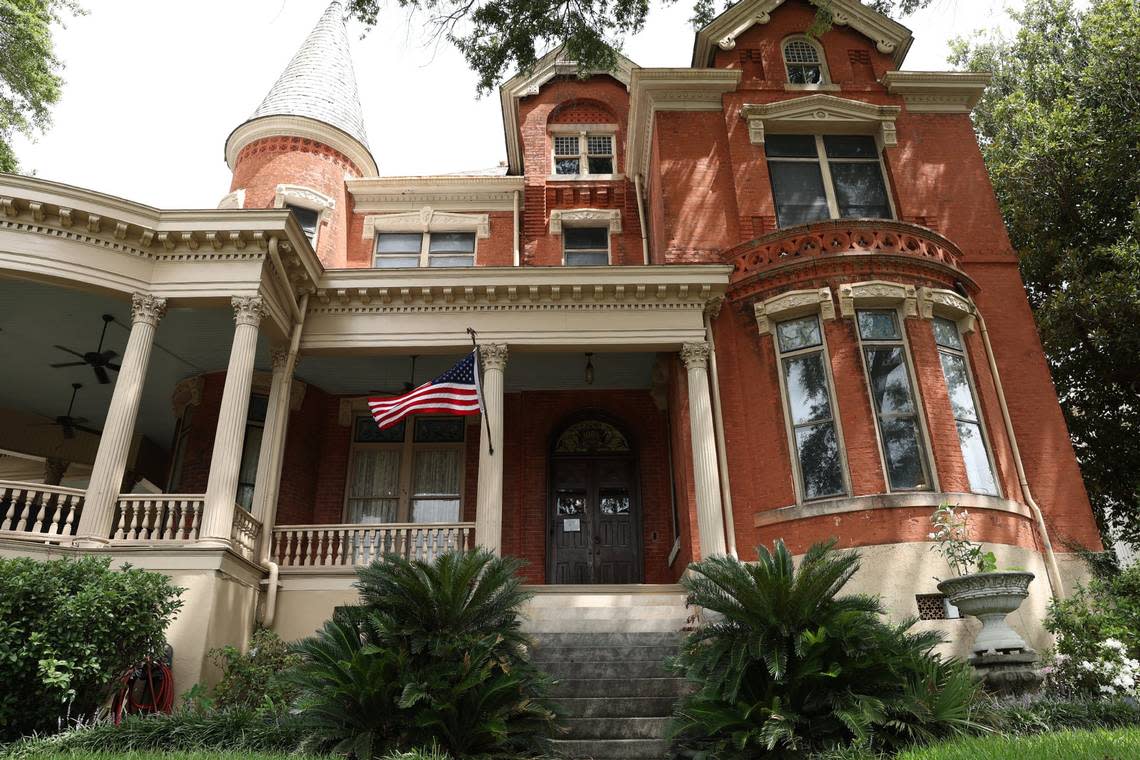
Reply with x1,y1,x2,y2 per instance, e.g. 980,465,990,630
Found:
500,44,639,174
626,68,742,181
346,176,524,212
224,115,379,177
741,94,901,146
692,0,913,68
881,71,991,113
312,264,732,312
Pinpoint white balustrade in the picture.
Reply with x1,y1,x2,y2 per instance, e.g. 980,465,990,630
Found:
112,495,203,542
230,507,263,562
271,523,475,568
0,480,85,540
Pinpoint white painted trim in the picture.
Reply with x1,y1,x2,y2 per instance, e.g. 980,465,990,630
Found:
881,71,991,113
225,115,378,176
549,208,623,235
754,491,1033,527
753,287,835,335
347,176,523,213
743,95,900,147
918,286,976,334
692,0,913,68
839,280,918,318
362,207,491,240
217,189,245,209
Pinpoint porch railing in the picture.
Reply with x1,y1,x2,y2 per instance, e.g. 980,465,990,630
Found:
112,495,203,541
271,522,475,568
0,481,84,540
231,508,263,562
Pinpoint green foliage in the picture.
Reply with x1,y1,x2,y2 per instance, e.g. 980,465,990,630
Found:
950,0,1140,549
892,727,1140,760
289,549,556,759
929,503,998,576
1043,562,1140,696
980,693,1140,736
0,555,183,741
670,540,983,758
344,0,933,95
0,0,82,172
0,707,306,758
0,753,319,760
207,628,300,711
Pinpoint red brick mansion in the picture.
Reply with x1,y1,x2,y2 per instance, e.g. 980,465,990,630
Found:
0,0,1101,694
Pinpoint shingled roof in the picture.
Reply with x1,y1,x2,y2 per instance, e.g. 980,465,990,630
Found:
247,0,370,149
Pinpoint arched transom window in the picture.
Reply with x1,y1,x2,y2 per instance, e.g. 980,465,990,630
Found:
783,38,826,85
554,420,631,454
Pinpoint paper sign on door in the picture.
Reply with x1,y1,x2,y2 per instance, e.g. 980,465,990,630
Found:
563,518,581,532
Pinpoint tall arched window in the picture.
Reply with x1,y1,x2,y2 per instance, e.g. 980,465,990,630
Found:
783,37,826,85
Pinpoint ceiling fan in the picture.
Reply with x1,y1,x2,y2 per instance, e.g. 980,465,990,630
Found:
369,355,419,396
35,383,101,439
51,314,120,384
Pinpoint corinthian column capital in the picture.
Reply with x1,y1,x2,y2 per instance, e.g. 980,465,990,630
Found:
130,293,167,327
270,346,291,371
231,295,266,327
680,341,711,370
479,343,509,372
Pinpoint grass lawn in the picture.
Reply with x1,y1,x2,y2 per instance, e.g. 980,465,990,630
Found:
897,727,1140,759
0,754,315,760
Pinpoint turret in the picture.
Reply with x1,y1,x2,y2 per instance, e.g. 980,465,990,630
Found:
221,0,376,267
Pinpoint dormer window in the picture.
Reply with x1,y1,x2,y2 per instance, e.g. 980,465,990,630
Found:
553,132,616,177
783,38,826,85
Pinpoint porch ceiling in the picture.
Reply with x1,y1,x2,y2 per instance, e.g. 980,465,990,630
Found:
0,277,272,453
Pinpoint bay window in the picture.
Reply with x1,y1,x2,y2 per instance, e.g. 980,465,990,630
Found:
933,317,999,495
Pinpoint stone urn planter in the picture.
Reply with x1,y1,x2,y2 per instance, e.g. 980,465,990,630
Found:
937,571,1034,655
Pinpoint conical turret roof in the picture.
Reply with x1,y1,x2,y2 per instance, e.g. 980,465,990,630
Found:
249,0,369,148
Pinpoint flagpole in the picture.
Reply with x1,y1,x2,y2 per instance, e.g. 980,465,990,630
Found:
467,327,494,456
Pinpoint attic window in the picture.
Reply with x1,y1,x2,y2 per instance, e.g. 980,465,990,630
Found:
784,38,825,85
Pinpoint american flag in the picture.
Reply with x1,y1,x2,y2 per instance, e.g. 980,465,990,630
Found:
367,351,483,430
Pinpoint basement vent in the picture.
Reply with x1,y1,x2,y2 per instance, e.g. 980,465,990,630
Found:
916,593,960,621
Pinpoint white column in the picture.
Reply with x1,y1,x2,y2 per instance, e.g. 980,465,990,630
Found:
76,293,166,545
474,343,508,554
250,347,294,541
681,341,727,558
200,296,265,545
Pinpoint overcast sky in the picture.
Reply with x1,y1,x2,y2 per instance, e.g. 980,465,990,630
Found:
11,0,1025,209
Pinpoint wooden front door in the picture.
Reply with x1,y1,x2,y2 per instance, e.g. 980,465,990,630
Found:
548,419,642,584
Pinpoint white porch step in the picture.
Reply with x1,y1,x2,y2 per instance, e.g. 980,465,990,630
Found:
521,585,690,634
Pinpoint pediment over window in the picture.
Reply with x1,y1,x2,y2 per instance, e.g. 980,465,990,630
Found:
549,208,623,235
742,95,900,147
362,206,491,240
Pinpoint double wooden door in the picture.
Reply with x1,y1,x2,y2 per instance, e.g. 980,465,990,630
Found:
548,456,641,584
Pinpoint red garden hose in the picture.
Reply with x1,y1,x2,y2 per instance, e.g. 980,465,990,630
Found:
111,655,174,723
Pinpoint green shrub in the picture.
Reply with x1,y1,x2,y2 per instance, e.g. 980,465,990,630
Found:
980,693,1140,735
208,628,300,710
1044,561,1140,697
669,540,983,758
0,555,183,741
0,707,306,759
289,549,556,759
893,726,1140,759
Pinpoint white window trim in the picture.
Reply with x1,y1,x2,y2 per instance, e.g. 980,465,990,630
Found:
932,315,1003,498
342,415,467,524
274,184,335,248
765,134,898,224
549,124,622,180
743,94,900,147
781,35,839,91
850,301,940,493
760,287,852,505
918,286,977,334
550,208,623,235
363,206,491,239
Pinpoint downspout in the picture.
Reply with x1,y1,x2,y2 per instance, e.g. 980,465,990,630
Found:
259,291,309,629
634,174,650,266
973,304,1065,600
704,304,738,558
512,190,521,266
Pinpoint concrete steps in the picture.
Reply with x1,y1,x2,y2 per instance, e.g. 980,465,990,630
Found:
526,588,690,759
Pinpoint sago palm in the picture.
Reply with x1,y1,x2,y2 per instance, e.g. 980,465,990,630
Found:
670,539,981,758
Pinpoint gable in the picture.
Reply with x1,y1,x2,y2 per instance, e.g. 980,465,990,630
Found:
692,0,913,69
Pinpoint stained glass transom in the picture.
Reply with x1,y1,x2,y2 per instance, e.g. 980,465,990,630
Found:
554,420,631,454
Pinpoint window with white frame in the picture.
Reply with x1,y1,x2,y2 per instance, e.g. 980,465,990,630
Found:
563,227,610,266
783,37,826,84
855,309,932,491
553,133,615,176
765,134,893,228
285,204,320,247
373,232,476,268
774,314,847,500
933,317,999,496
345,415,465,525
